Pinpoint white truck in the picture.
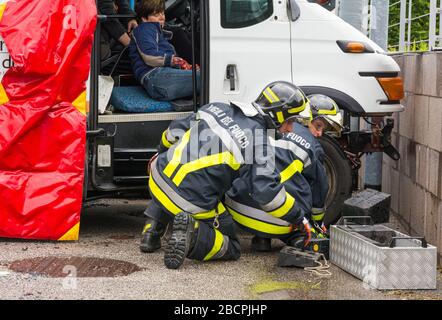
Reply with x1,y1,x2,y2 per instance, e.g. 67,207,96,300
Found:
85,0,404,224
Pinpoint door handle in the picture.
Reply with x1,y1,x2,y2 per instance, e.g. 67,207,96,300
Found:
226,64,236,91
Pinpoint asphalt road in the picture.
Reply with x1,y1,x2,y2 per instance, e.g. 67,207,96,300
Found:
0,199,440,300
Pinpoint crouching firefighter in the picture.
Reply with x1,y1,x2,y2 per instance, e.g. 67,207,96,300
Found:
140,81,310,269
225,82,316,251
303,94,344,229
227,91,344,252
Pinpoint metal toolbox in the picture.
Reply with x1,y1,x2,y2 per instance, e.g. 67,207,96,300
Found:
330,217,437,290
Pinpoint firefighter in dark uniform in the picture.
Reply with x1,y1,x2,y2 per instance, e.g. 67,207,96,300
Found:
227,94,344,251
304,94,344,227
141,81,312,269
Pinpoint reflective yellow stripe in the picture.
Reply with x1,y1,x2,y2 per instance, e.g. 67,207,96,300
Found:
268,193,295,218
317,109,337,115
149,177,226,219
58,223,80,241
204,229,224,261
161,130,173,149
0,3,6,23
262,91,274,104
149,176,182,215
193,211,218,220
163,129,191,177
142,223,152,234
172,152,241,186
266,87,280,102
280,159,304,183
276,111,285,123
194,202,226,220
287,98,308,114
312,212,325,221
0,83,9,105
228,208,292,235
72,90,87,116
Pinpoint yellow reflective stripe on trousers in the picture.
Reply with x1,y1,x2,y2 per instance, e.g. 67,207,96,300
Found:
280,159,304,183
163,129,191,177
172,152,241,186
312,212,325,221
268,192,295,218
149,175,226,219
194,202,226,220
149,175,182,215
161,130,173,149
204,229,224,261
228,208,292,235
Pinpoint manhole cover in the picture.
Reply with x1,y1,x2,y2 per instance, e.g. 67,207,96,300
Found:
9,257,142,278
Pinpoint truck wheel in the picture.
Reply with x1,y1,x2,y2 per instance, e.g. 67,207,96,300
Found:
318,135,352,226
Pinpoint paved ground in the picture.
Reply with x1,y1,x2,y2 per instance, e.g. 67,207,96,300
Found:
0,199,441,300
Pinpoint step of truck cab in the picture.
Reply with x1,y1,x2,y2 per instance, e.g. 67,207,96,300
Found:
97,112,193,187
113,148,154,185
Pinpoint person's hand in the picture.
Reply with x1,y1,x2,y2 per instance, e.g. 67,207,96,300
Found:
291,217,313,247
118,33,131,47
301,217,313,246
172,56,192,70
127,19,138,33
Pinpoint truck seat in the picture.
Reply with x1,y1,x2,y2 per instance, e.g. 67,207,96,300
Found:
110,86,174,113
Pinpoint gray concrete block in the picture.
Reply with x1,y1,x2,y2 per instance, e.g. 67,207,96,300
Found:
399,174,412,224
409,183,426,236
390,211,411,234
392,111,399,134
397,136,416,181
440,156,442,199
382,163,391,195
408,140,417,182
404,54,417,93
415,54,424,95
438,201,442,258
422,53,438,97
416,144,428,188
398,135,409,177
424,192,440,246
393,54,405,72
436,52,442,96
427,97,442,152
399,93,415,140
413,95,429,146
391,132,399,171
391,168,400,214
427,148,440,196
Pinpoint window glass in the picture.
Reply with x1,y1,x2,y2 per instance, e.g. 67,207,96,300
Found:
221,0,274,29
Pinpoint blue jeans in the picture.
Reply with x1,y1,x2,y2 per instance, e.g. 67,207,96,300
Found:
142,67,201,101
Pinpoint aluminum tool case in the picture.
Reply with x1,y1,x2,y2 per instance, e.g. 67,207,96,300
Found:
330,217,437,290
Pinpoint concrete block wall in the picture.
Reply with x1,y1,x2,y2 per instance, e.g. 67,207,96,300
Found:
382,52,442,263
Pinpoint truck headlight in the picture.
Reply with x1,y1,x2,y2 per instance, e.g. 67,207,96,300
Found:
337,40,375,54
376,77,405,101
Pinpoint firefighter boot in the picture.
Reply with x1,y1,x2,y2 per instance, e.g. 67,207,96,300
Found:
140,218,166,253
164,212,198,269
251,236,272,252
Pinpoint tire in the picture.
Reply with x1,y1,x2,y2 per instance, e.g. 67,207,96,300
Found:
318,135,353,226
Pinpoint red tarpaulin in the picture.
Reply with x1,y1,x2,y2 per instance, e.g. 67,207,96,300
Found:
0,0,96,240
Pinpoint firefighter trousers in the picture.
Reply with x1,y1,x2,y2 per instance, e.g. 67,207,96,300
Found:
224,195,303,244
147,169,241,262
